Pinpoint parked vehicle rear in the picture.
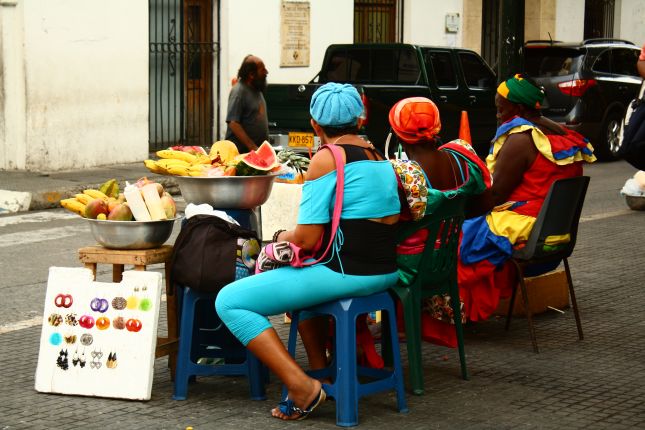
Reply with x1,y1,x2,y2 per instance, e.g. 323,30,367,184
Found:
525,39,642,160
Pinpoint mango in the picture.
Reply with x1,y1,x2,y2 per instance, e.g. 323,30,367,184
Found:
84,198,109,219
107,203,134,221
107,197,120,213
160,192,176,218
154,182,164,196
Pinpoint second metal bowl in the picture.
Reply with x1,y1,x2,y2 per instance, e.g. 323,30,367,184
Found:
174,174,278,209
86,217,180,249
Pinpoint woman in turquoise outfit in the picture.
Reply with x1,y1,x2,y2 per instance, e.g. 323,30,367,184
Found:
388,97,492,347
216,83,401,420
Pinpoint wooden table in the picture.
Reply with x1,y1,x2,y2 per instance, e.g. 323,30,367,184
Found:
78,245,177,378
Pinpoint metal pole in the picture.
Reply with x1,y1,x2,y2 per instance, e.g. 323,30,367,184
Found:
497,0,524,84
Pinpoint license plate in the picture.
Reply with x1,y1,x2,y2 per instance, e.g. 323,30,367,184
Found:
288,132,315,147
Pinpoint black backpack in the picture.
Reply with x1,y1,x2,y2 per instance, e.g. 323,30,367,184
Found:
170,215,260,294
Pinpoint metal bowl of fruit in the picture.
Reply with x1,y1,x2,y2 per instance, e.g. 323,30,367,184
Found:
625,195,645,211
86,217,181,250
174,174,279,209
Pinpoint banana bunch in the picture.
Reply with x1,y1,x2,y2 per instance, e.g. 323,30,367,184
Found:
60,188,108,217
143,148,213,176
59,179,124,217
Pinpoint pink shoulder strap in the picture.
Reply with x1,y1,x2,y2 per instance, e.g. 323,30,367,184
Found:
302,143,345,266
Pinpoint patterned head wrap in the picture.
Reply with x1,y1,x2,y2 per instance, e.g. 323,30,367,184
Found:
310,82,364,127
388,97,442,144
497,74,545,109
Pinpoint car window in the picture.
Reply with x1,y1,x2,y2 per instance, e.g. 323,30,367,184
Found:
592,49,612,74
397,48,421,84
323,47,420,84
611,48,640,77
371,47,420,83
424,50,457,88
458,52,496,88
525,48,583,77
322,48,370,83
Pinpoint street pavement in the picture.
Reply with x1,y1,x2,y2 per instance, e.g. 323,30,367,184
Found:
1,160,644,429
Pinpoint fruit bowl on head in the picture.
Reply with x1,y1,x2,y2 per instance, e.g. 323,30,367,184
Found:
86,217,180,250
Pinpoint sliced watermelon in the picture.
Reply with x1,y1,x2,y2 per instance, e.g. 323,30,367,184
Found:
241,141,279,171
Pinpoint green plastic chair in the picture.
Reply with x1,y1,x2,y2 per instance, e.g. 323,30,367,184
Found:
389,197,469,395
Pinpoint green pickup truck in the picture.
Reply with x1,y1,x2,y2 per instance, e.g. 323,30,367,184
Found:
266,43,498,158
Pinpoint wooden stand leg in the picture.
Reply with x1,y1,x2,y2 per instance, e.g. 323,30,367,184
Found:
112,264,124,283
84,263,98,280
134,264,146,271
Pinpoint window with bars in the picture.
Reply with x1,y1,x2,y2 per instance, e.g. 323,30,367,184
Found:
354,0,403,43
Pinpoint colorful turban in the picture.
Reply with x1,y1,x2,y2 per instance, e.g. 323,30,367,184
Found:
310,82,364,127
388,97,441,144
497,74,545,109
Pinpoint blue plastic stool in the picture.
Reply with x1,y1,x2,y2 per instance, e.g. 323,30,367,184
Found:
172,286,267,400
285,291,408,427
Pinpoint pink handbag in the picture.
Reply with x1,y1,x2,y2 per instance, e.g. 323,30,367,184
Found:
255,143,345,273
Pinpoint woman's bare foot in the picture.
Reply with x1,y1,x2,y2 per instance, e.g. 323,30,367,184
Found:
271,378,324,420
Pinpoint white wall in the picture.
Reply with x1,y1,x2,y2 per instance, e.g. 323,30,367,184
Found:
20,0,148,171
555,0,584,42
0,1,27,170
615,0,645,46
218,0,353,139
404,0,463,47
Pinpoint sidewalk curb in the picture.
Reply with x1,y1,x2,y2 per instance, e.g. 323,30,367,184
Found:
1,177,180,213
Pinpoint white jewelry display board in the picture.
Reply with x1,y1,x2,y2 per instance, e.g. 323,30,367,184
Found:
34,267,162,400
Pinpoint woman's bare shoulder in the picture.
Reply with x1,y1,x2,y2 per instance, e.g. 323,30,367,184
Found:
305,147,337,181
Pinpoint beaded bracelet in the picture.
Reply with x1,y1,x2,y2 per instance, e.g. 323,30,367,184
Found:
272,229,286,242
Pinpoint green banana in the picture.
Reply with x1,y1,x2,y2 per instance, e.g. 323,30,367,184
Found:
98,178,120,198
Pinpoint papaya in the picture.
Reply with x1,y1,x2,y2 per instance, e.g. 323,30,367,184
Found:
210,140,239,163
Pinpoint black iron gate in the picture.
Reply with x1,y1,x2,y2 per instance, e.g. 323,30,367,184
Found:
354,0,403,43
149,0,219,152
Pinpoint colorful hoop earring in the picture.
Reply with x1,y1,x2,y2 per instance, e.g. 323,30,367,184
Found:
79,315,95,329
111,296,127,310
54,294,73,308
80,333,93,346
96,316,110,330
90,297,109,313
48,313,63,327
112,316,126,330
125,318,142,333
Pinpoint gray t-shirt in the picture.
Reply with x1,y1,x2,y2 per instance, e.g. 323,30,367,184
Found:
225,82,269,152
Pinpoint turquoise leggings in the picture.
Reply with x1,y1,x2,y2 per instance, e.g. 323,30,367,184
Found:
215,265,398,346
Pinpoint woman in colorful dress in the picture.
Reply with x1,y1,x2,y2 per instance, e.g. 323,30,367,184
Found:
388,97,492,347
457,74,596,326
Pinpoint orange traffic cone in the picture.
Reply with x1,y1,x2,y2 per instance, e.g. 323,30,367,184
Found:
459,110,472,144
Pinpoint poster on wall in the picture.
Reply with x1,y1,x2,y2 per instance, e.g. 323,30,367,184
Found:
34,267,162,401
280,1,310,67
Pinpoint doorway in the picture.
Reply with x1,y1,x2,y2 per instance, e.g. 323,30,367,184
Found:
149,0,219,152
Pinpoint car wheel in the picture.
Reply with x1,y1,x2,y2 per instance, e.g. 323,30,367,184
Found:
596,111,622,161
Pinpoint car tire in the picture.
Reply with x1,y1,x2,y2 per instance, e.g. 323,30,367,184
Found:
596,110,623,161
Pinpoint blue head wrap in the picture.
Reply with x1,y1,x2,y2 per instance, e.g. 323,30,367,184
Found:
310,82,364,127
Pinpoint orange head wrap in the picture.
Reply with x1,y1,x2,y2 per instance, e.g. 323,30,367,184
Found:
388,97,441,144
